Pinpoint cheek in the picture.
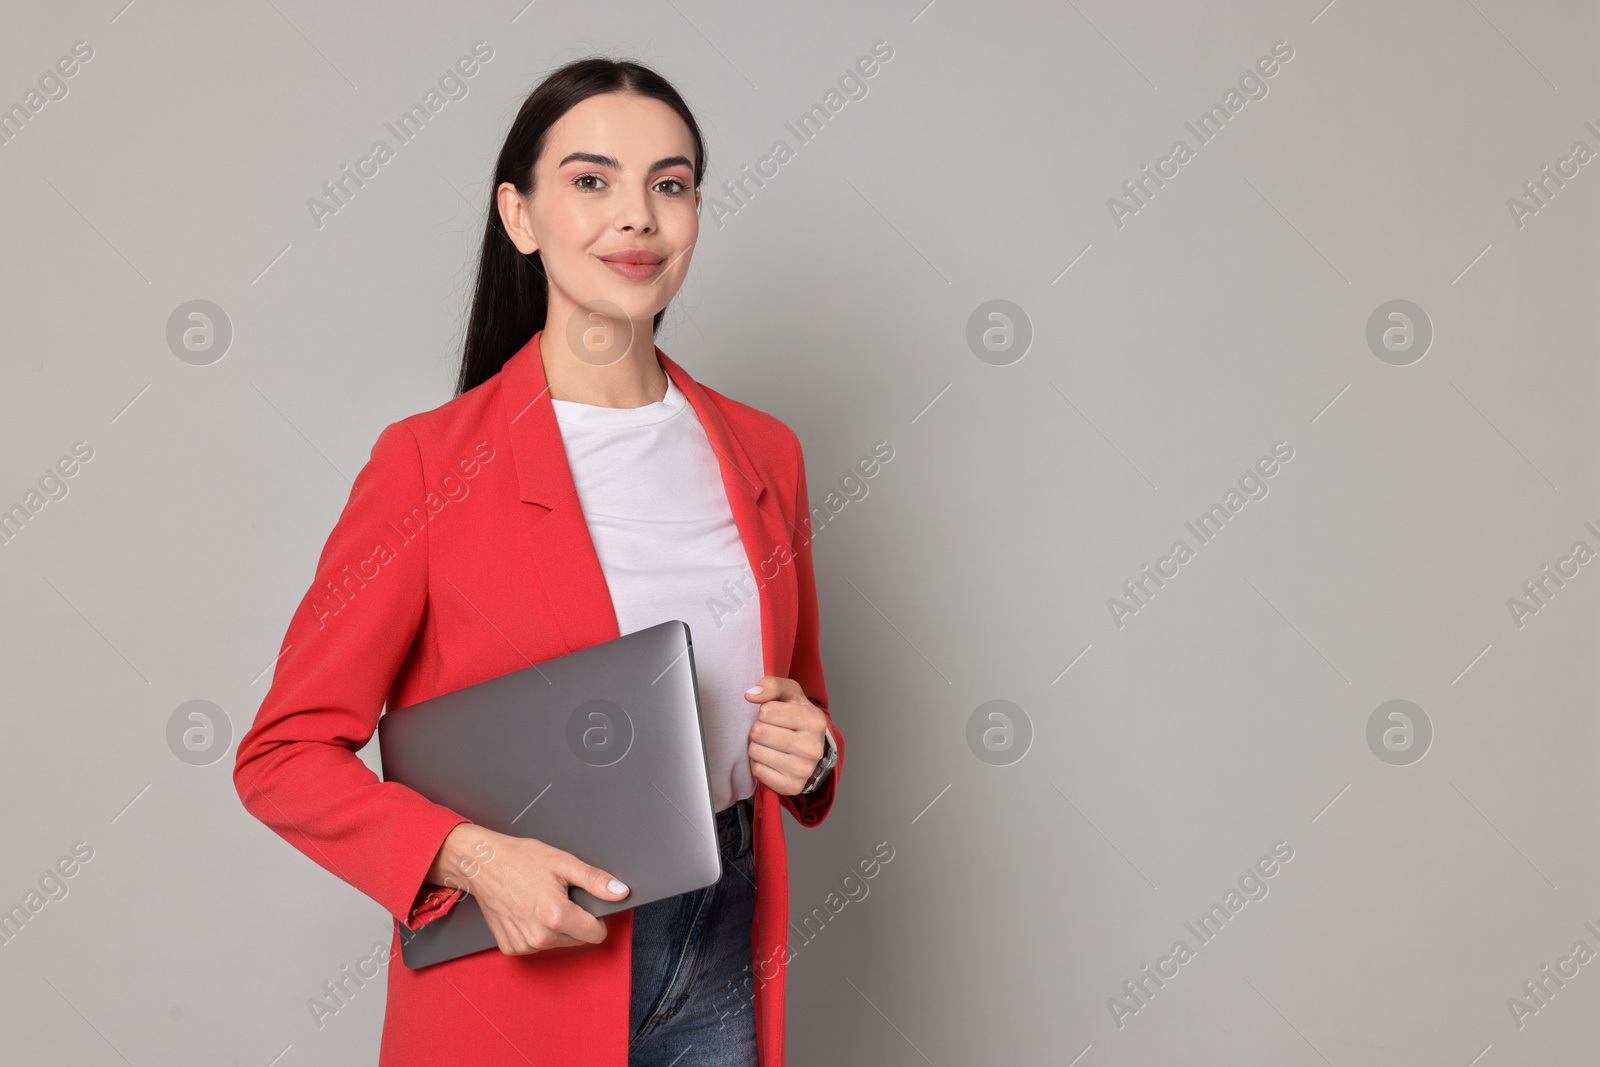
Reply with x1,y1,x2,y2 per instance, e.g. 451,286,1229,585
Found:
541,207,599,254
673,204,699,250
536,218,610,291
677,198,700,236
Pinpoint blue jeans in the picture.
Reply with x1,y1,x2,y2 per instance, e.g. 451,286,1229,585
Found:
628,796,758,1066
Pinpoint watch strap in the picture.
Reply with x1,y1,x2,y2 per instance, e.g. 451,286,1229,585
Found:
801,727,837,794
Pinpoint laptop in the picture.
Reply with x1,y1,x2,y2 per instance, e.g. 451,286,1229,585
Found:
376,619,723,969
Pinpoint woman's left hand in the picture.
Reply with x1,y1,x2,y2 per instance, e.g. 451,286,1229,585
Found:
745,676,828,796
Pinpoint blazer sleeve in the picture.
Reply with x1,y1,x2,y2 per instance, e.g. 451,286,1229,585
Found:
778,433,842,829
233,421,471,930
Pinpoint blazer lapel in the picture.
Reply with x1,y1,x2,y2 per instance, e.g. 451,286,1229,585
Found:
659,348,799,681
496,330,796,679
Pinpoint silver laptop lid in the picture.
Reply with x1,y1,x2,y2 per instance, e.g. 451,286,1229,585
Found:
377,619,722,968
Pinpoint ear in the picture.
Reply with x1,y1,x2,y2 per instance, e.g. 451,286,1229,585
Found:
496,182,539,255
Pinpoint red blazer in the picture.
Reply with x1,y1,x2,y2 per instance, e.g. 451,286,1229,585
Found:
233,329,842,1066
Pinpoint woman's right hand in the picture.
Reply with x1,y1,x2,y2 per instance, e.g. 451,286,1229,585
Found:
425,822,631,956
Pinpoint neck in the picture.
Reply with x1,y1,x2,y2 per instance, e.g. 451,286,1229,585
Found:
538,315,667,408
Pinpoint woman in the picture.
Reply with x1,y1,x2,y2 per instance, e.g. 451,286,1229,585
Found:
233,57,842,1067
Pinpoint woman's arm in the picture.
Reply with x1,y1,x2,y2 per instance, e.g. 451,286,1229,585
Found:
232,421,472,930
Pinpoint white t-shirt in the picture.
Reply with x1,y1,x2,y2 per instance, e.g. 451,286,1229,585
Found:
550,374,764,813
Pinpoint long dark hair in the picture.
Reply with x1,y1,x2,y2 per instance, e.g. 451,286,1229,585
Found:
455,57,708,397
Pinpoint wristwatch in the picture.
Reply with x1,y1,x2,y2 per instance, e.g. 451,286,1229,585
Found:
801,728,838,794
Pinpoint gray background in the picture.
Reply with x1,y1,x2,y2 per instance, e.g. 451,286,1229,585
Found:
1,0,1595,1063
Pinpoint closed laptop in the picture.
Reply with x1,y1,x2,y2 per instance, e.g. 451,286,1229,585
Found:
377,619,722,969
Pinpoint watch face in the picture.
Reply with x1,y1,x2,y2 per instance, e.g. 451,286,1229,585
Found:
804,732,836,792
806,754,834,791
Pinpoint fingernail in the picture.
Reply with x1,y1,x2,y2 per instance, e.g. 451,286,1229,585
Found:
608,878,628,894
746,685,763,694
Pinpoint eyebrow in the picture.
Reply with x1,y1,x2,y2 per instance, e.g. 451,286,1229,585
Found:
557,151,694,173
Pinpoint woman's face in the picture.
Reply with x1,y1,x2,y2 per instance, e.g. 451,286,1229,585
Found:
502,92,699,346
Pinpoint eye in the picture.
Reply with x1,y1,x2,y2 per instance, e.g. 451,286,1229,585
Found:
572,173,606,191
656,177,688,195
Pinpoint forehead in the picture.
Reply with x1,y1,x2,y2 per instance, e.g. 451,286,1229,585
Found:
543,92,695,167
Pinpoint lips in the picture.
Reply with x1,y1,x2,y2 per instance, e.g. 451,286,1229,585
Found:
598,248,667,282
599,249,664,265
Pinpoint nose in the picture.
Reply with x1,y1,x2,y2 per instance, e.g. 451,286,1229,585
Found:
615,185,655,234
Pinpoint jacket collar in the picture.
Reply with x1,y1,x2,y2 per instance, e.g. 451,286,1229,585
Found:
498,328,767,511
